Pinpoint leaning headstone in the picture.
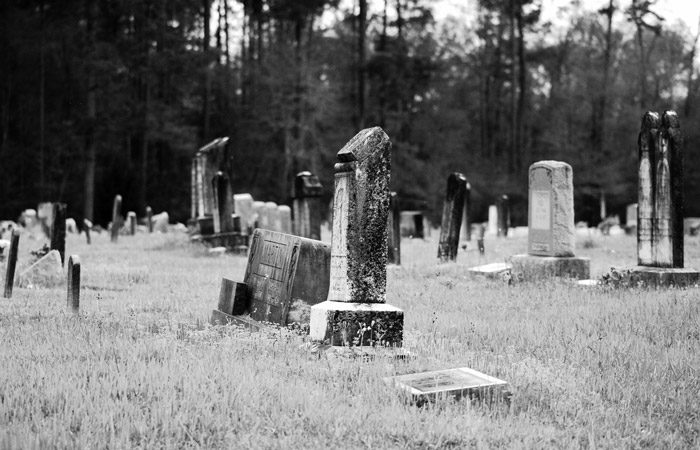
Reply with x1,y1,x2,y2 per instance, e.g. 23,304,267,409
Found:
486,205,498,235
18,250,63,289
210,229,331,326
3,229,19,298
309,127,404,347
50,203,67,266
387,192,401,265
278,206,292,234
510,161,590,280
496,195,510,237
146,206,154,233
460,181,472,241
437,173,467,263
67,255,80,313
127,211,137,235
111,195,122,242
629,111,699,286
83,219,92,245
292,171,323,240
211,171,234,234
234,194,255,234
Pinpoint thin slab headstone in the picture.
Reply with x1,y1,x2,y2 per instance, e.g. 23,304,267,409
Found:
252,201,265,229
387,192,401,265
627,203,638,228
262,202,279,231
309,127,403,346
3,229,19,298
83,219,92,245
385,367,508,403
111,195,122,243
67,255,80,313
234,194,255,234
487,205,498,235
146,206,154,233
127,211,137,236
460,181,472,241
50,203,67,266
278,206,292,234
437,173,467,263
527,161,574,257
400,211,424,238
496,195,510,237
292,171,323,240
211,171,234,234
638,112,657,266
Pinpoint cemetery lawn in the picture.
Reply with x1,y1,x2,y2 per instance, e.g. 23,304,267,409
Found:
2,231,700,449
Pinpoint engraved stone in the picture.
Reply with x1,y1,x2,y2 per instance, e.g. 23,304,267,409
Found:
217,278,248,315
127,211,137,235
385,367,508,403
460,181,471,241
437,173,467,263
527,161,574,257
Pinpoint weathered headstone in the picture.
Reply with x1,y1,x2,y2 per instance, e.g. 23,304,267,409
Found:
387,192,401,265
292,171,323,240
252,201,265,229
50,203,67,266
496,194,510,237
146,206,154,233
460,181,472,241
210,229,331,326
3,229,19,298
487,205,498,235
234,194,255,234
191,137,234,219
510,161,590,280
278,206,292,234
111,195,122,243
18,249,63,289
385,367,508,403
309,127,404,347
437,173,467,263
630,111,699,286
67,255,80,313
127,211,137,235
211,171,234,234
400,211,424,238
83,219,92,245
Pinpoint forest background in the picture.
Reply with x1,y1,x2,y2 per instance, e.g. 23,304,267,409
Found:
2,0,700,228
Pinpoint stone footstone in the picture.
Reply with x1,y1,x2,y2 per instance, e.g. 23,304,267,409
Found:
628,266,700,288
18,250,64,289
510,254,590,281
467,262,511,280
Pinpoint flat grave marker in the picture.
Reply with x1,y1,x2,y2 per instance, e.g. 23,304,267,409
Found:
385,367,508,403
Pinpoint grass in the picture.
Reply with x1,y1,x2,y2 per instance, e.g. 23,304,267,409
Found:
1,229,700,449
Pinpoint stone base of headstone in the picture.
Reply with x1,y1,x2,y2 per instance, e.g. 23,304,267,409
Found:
467,262,511,280
18,250,64,289
217,278,249,315
309,301,404,347
209,309,267,332
628,266,700,288
510,254,590,281
200,232,249,250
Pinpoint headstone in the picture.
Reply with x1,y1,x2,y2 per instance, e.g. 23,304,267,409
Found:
477,225,485,256
37,202,53,237
487,205,498,235
460,181,472,241
191,137,234,219
234,194,255,233
18,250,63,289
385,367,508,403
278,206,292,234
211,171,234,234
3,229,19,298
496,195,510,237
252,201,265,229
630,111,699,286
626,203,638,227
309,127,404,347
83,219,92,245
67,255,80,313
111,195,122,242
217,278,248,315
146,206,154,233
400,211,424,238
127,211,137,235
292,171,323,240
50,203,67,266
211,229,332,326
152,212,169,233
510,161,590,280
65,218,77,234
387,192,401,265
262,202,279,231
437,173,467,263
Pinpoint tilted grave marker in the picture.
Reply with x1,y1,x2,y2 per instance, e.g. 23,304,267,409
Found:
3,229,19,298
50,203,67,265
460,181,472,241
292,171,323,240
437,173,467,263
67,255,80,313
309,127,404,347
111,195,122,243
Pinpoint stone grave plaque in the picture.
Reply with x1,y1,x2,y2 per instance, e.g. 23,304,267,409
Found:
529,166,554,255
244,229,331,324
386,367,508,401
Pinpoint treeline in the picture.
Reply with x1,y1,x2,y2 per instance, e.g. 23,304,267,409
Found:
2,0,700,227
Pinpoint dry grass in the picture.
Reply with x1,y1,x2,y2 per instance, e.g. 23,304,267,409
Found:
1,230,700,449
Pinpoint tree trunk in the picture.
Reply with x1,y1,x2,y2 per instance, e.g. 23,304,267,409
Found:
83,0,97,222
39,0,46,198
508,0,517,173
357,0,367,129
201,0,211,143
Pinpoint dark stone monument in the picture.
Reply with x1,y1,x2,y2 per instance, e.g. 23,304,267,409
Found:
212,171,234,234
146,206,154,233
216,278,248,316
127,211,137,235
3,229,19,298
111,195,122,243
496,194,510,237
631,111,699,286
309,127,404,347
67,255,80,313
50,202,67,266
387,192,401,265
437,173,467,263
461,181,472,241
292,171,323,240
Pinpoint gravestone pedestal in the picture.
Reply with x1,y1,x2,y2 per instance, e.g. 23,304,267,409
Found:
510,255,590,280
628,266,699,288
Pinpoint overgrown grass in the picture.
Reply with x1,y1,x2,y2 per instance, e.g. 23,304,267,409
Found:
1,230,700,449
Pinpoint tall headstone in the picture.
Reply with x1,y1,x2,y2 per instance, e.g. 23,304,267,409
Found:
387,192,401,265
3,229,19,298
234,194,255,234
510,161,590,280
437,173,467,263
309,127,404,347
496,194,510,237
460,181,471,241
127,211,137,235
50,203,67,266
631,111,698,286
212,171,234,234
111,195,122,243
146,206,154,233
292,171,323,240
67,255,80,313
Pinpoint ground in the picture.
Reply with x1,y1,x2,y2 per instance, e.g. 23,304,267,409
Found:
1,229,699,449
